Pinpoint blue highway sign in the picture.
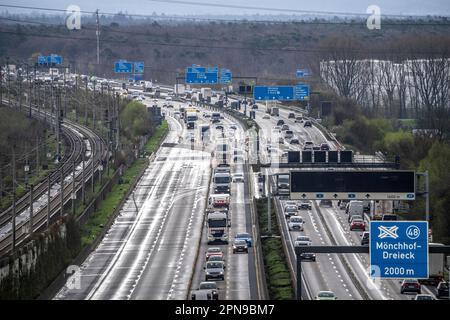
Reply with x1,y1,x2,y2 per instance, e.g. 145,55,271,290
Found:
185,65,218,84
295,84,310,101
253,86,295,101
134,62,144,74
370,221,428,279
115,61,133,73
296,69,311,78
37,56,47,65
219,68,232,84
48,54,62,65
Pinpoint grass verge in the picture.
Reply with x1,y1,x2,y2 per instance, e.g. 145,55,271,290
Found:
256,198,294,300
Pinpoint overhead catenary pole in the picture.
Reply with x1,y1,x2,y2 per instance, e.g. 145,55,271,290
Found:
72,160,76,215
47,175,51,227
11,146,16,252
96,9,100,65
29,184,34,235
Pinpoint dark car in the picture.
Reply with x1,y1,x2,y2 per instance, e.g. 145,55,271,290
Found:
232,239,248,254
304,121,312,127
436,281,449,299
300,252,316,261
290,138,300,145
319,200,333,207
251,104,258,109
400,279,421,294
288,113,295,119
277,120,285,126
361,231,369,245
320,143,330,151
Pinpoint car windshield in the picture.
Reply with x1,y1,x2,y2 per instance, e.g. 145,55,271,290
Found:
234,240,247,245
215,176,230,184
208,248,221,253
200,283,217,290
286,206,297,212
207,262,223,269
291,217,303,222
319,292,335,298
297,236,310,242
236,233,249,238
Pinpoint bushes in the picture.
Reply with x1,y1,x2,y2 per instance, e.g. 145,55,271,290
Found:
256,198,294,300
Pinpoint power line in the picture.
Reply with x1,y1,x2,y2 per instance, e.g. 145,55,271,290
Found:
1,3,450,24
146,0,450,19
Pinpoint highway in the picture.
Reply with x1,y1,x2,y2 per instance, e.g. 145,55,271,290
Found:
188,105,261,300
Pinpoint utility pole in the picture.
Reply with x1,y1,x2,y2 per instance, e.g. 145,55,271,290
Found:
60,165,64,217
47,175,51,227
82,148,86,205
91,156,95,194
11,146,16,252
29,184,34,235
72,161,76,215
84,80,88,126
96,9,100,65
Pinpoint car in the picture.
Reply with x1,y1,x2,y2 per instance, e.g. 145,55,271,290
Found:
276,120,284,126
232,239,248,254
295,116,304,123
303,145,313,151
284,205,298,218
294,235,311,247
207,255,225,263
382,214,397,220
191,282,219,300
350,218,366,231
203,113,210,118
349,215,364,224
290,138,300,145
262,114,270,119
235,233,252,247
320,143,330,151
205,247,223,260
319,200,333,207
288,216,304,231
212,119,220,124
298,201,312,210
304,121,312,127
232,173,244,183
412,294,435,300
204,261,225,281
401,279,421,294
251,104,258,109
278,137,284,144
288,113,295,119
229,124,237,130
436,281,449,298
304,141,313,146
315,291,337,300
361,231,370,245
284,130,294,139
281,124,290,131
338,200,349,210
273,126,282,131
284,200,297,208
312,146,321,151
215,125,224,130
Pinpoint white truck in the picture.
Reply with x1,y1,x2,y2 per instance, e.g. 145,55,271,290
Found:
174,84,186,95
346,201,364,222
201,87,212,99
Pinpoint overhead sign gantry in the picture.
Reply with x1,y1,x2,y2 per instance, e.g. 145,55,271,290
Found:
290,170,416,200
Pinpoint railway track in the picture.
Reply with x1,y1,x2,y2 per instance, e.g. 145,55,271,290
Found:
0,100,107,256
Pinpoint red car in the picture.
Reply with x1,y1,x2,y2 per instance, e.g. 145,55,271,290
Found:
350,218,366,231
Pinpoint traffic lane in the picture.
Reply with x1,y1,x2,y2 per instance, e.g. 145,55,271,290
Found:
130,158,210,300
54,117,182,300
282,202,362,300
317,204,391,300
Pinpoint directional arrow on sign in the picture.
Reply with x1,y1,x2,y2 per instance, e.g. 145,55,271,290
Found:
333,194,338,199
301,194,306,199
365,194,371,199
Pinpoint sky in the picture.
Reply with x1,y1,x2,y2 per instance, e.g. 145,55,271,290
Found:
2,0,450,17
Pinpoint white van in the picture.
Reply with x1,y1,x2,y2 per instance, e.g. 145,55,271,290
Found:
347,201,364,222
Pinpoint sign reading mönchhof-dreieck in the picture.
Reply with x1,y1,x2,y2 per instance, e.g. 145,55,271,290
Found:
370,221,428,279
